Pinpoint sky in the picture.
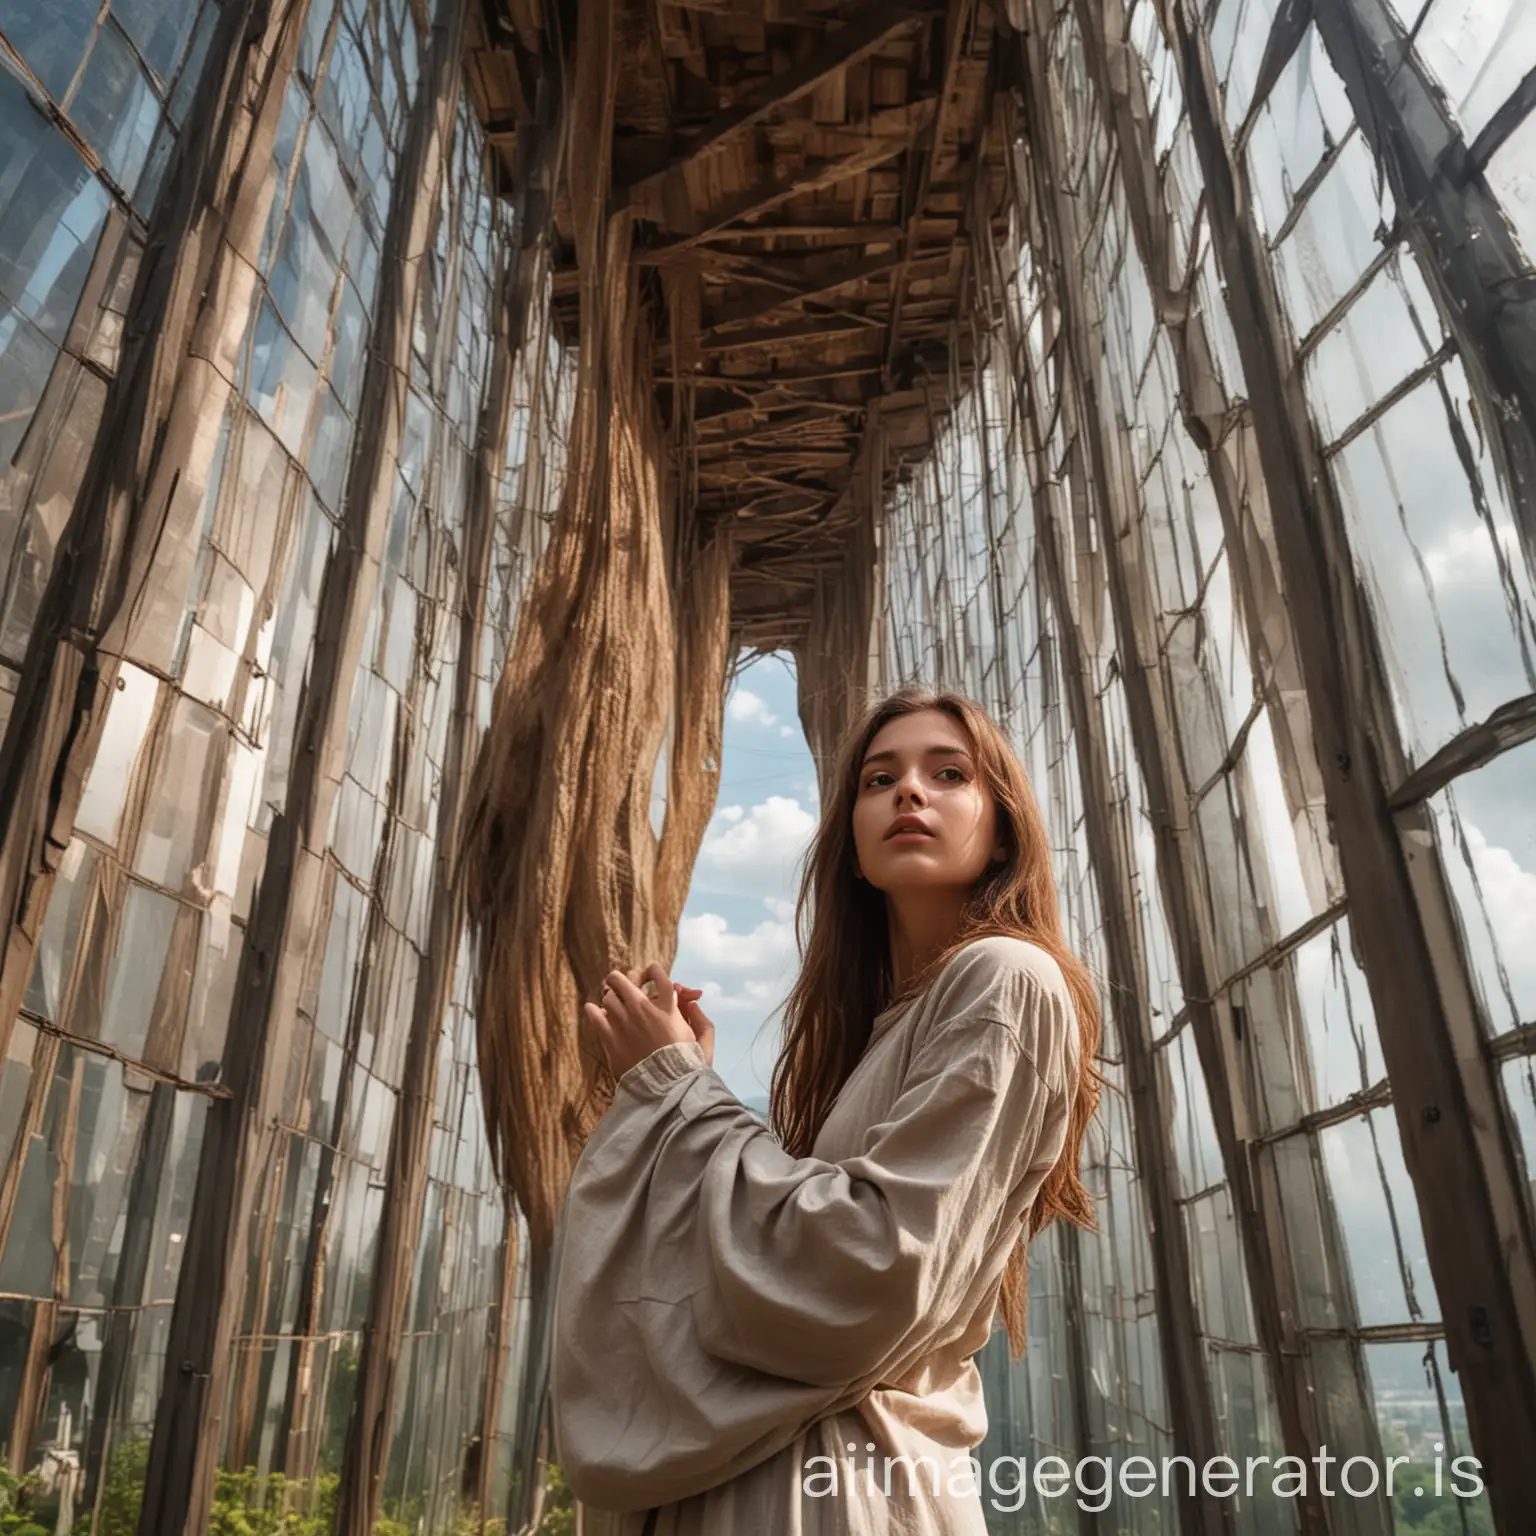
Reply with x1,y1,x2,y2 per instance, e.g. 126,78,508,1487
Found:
657,651,820,1107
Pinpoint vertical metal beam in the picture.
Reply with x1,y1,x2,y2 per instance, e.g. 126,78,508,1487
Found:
136,1,471,1528
476,1216,520,1527
1157,4,1536,1526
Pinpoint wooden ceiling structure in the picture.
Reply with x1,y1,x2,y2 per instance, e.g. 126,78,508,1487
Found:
463,0,1011,650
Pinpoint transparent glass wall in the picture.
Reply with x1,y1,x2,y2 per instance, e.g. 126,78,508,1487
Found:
2,0,1534,1531
0,1,573,1529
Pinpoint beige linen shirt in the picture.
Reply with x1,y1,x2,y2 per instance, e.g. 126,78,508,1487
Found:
550,934,1080,1534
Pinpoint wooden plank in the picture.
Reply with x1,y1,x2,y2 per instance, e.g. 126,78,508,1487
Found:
692,314,880,353
701,245,952,333
624,1,939,189
883,0,972,384
640,100,935,250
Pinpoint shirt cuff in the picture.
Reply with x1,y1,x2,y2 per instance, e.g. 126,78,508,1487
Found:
617,1040,708,1100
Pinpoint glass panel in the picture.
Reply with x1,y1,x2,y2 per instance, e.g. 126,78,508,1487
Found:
1319,1108,1438,1326
75,662,160,848
111,0,201,85
66,22,160,193
92,882,179,1059
1423,737,1536,1034
1271,132,1396,341
0,2,97,99
0,71,111,346
1501,1053,1536,1227
1290,916,1384,1111
1485,107,1536,262
24,837,98,1020
132,693,223,891
1415,0,1536,139
1330,364,1536,765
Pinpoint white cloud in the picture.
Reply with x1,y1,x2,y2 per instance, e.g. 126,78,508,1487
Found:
693,795,817,895
727,689,778,728
678,910,797,974
672,900,801,1097
779,725,795,738
1460,820,1536,1022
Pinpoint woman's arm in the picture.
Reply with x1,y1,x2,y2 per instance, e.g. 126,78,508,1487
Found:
550,940,1077,1511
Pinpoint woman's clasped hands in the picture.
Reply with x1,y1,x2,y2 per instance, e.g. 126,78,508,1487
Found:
582,962,716,1081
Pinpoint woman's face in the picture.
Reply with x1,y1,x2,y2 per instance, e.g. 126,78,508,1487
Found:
850,708,1006,894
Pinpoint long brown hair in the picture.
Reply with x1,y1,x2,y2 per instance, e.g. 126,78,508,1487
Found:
770,685,1103,1360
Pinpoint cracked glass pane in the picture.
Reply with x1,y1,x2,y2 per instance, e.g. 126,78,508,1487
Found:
1331,364,1536,764
1291,917,1385,1111
1423,737,1536,1034
1415,0,1536,139
1320,1108,1437,1326
1485,110,1536,261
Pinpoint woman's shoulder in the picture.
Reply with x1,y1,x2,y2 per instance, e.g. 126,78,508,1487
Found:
927,936,1078,1081
942,933,1071,1001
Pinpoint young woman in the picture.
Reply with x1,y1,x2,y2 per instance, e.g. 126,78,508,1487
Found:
550,685,1103,1534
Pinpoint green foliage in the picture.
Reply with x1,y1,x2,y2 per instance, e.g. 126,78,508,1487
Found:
94,1438,150,1536
32,1438,512,1536
531,1461,575,1536
0,1467,23,1515
1391,1463,1493,1536
0,1460,67,1536
319,1344,360,1477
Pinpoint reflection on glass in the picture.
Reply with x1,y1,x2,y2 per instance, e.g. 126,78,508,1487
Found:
75,662,160,848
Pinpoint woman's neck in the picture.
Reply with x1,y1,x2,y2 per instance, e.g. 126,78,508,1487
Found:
886,890,970,993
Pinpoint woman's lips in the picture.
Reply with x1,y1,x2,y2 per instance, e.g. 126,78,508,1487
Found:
887,829,935,842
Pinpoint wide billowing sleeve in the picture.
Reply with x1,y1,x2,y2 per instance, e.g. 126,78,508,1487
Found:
550,940,1077,1512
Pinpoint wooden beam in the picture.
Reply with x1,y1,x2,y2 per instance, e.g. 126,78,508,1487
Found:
702,247,933,333
696,397,865,425
639,102,934,253
697,360,886,385
693,220,910,241
883,0,972,386
634,224,913,263
624,1,939,189
691,315,881,353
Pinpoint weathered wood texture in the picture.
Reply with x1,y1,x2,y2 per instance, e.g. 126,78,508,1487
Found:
466,0,1008,655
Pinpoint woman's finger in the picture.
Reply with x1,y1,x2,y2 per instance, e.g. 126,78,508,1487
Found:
605,969,648,1014
623,966,658,999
